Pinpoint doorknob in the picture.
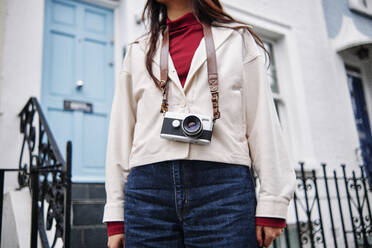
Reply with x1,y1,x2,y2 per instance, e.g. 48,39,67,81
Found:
76,80,84,89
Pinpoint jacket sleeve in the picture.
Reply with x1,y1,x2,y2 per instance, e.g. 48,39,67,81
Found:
102,44,136,223
241,30,297,220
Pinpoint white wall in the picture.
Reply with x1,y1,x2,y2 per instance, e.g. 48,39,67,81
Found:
0,0,7,119
222,0,362,171
0,0,45,193
113,0,146,93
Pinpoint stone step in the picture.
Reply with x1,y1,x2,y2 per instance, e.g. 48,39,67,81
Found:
72,200,105,226
70,183,108,248
71,183,105,201
70,225,108,248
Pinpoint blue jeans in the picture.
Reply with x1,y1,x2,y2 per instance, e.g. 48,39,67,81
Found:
124,159,259,247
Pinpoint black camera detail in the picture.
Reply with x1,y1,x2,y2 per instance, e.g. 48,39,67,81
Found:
161,117,212,141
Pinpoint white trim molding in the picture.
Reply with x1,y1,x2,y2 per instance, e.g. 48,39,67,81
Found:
331,15,372,52
81,0,120,9
349,0,372,17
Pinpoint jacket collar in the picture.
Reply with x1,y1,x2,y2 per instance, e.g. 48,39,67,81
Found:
137,23,237,95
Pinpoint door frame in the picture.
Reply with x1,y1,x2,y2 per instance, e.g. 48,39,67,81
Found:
40,0,117,182
345,64,372,185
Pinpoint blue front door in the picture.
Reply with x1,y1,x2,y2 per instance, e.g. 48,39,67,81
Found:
41,0,114,182
346,68,372,187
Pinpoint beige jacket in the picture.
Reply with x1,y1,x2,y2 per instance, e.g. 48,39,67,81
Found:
102,22,297,223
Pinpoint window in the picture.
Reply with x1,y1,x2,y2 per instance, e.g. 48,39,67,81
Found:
260,40,284,124
349,0,372,17
257,39,294,164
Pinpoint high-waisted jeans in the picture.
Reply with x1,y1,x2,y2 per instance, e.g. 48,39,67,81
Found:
124,159,259,247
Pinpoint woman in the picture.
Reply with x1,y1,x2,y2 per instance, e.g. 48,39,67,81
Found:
103,0,297,247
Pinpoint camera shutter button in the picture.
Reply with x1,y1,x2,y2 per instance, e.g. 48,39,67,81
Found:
172,120,181,128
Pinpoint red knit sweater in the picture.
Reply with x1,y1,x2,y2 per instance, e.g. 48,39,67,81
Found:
106,12,286,237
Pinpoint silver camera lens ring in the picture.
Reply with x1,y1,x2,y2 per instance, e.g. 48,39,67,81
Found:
181,115,203,137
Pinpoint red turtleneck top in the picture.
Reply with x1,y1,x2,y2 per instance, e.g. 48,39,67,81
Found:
166,12,204,87
106,12,286,237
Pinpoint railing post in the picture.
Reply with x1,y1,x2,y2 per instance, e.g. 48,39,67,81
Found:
333,169,348,247
0,170,4,247
312,168,326,248
342,164,359,247
63,141,72,248
300,162,315,248
30,166,39,248
360,165,372,232
352,171,368,247
293,191,302,248
321,163,337,248
284,227,290,248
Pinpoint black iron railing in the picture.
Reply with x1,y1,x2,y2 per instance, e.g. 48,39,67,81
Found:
252,162,372,248
0,97,72,248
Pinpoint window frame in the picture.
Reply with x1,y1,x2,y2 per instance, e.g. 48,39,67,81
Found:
260,39,286,124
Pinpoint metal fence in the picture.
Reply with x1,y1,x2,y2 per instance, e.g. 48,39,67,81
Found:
251,162,372,248
0,97,72,248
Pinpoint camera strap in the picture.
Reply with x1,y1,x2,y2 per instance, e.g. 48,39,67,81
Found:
159,23,221,122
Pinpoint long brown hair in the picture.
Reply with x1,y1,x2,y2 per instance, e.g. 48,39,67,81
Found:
141,0,270,89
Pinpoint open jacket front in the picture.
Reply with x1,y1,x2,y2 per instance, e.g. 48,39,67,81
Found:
102,22,297,224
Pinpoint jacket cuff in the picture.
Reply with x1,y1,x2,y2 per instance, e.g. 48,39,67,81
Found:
255,198,289,219
256,217,286,228
102,204,124,224
107,221,125,237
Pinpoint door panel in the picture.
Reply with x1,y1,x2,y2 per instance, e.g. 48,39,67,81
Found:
48,109,74,158
85,9,107,33
83,114,107,168
82,39,106,100
49,31,76,96
52,1,76,26
42,0,114,182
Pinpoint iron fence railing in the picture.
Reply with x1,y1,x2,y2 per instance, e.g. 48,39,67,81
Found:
0,97,72,248
250,161,372,248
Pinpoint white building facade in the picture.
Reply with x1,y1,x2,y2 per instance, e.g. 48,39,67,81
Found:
0,0,371,247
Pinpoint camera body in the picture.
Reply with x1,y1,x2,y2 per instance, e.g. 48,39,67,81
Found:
160,111,214,145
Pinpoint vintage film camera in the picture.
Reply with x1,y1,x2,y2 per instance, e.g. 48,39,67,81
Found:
160,111,214,145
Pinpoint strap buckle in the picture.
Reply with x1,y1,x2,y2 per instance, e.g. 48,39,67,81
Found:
213,110,221,122
160,80,169,113
160,100,168,113
160,79,167,90
211,91,219,102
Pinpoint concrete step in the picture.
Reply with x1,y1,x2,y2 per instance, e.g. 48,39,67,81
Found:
71,183,105,201
70,183,109,248
71,225,108,248
72,200,105,226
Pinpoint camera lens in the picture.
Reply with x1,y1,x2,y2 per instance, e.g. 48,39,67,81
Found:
182,115,203,137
